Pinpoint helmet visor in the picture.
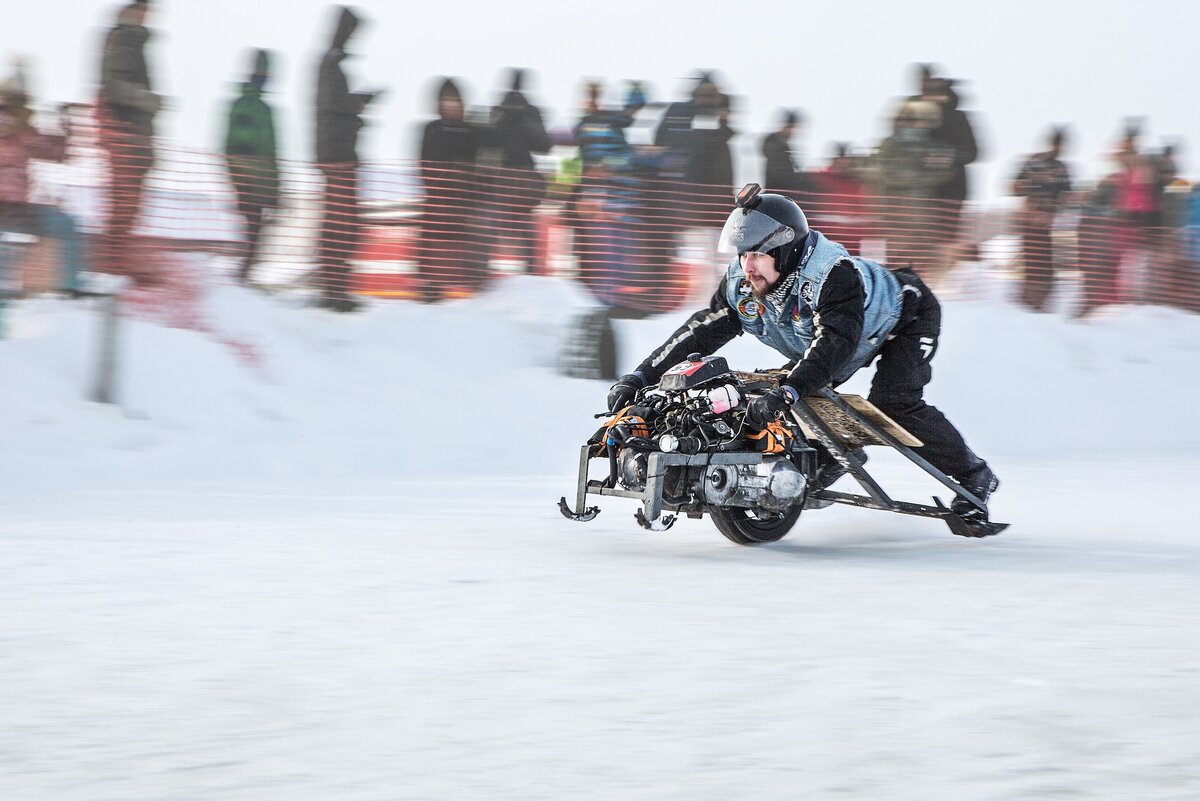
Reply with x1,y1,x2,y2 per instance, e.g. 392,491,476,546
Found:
717,207,796,255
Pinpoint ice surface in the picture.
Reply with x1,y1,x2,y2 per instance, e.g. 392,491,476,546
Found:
2,270,1199,799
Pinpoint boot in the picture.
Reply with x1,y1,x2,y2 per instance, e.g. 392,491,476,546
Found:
951,463,1000,521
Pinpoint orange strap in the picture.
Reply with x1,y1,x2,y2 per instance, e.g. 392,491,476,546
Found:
746,421,791,454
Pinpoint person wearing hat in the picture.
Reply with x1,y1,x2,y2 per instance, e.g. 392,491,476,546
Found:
605,184,1000,528
868,99,956,274
1011,126,1072,312
313,5,384,312
0,61,90,297
97,0,161,282
223,49,281,285
761,108,809,202
653,71,736,227
480,67,551,274
417,77,482,302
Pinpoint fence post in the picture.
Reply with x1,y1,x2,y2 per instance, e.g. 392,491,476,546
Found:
90,277,128,404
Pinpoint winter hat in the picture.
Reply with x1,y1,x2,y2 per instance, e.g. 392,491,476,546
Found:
436,77,462,105
624,81,646,110
0,58,29,102
251,49,271,77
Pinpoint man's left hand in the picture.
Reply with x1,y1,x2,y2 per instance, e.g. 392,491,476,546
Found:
745,386,799,429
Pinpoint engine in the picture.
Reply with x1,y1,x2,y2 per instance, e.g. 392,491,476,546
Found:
602,354,816,516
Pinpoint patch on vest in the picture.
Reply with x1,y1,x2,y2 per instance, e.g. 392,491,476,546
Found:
737,296,761,319
791,306,802,323
736,278,752,296
800,280,816,304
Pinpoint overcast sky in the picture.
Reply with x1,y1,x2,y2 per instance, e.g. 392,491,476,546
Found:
5,0,1199,199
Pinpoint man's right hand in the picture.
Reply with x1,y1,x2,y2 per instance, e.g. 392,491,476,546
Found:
606,373,645,412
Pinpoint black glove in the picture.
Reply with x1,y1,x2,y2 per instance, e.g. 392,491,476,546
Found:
745,386,799,429
607,373,645,412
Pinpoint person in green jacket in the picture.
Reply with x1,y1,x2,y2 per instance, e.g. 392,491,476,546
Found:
224,49,280,284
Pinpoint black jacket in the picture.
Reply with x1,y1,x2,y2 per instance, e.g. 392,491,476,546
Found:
99,10,157,138
482,91,550,207
487,91,550,171
762,131,805,194
636,260,866,397
315,7,373,165
654,99,735,190
420,117,480,210
932,88,978,202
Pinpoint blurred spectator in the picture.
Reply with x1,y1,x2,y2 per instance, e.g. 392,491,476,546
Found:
481,68,550,273
1152,144,1194,311
1011,126,1072,312
655,72,735,226
0,61,86,296
867,99,954,274
575,80,637,173
808,143,869,256
922,74,980,277
314,5,382,312
1151,142,1179,216
1074,174,1124,318
568,81,653,311
761,109,809,201
223,49,280,286
97,0,160,284
1188,182,1200,273
1110,123,1160,304
418,77,482,302
923,75,979,224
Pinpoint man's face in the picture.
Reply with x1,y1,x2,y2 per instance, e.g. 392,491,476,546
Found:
741,251,780,300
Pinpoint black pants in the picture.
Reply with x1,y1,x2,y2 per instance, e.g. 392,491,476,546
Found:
235,197,270,282
491,203,538,272
1019,220,1054,312
318,165,359,300
866,271,987,481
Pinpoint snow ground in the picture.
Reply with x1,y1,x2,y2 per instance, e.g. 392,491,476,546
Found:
2,272,1199,799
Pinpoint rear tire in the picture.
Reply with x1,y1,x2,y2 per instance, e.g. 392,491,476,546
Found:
710,505,802,545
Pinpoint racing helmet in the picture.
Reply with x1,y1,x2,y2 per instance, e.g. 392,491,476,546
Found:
718,183,810,273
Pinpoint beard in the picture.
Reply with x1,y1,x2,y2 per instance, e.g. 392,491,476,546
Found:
749,276,780,303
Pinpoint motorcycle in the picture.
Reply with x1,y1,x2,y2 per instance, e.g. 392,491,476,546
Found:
559,354,1008,544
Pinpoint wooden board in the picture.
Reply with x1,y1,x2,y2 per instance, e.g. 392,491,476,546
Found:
798,394,923,448
734,371,922,448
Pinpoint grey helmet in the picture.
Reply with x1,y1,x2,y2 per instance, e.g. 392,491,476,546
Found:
719,183,810,273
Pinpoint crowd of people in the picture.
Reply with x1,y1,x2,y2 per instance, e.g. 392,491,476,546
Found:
2,0,1199,320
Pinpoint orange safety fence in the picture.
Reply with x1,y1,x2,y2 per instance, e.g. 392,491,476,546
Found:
6,128,1200,321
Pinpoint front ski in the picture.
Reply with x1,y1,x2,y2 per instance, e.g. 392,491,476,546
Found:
934,497,1009,538
559,497,600,522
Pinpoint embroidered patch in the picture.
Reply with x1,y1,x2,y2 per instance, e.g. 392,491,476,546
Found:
736,278,752,296
792,307,802,323
800,280,816,304
737,297,760,319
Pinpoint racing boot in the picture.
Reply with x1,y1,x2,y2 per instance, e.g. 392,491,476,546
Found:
806,447,867,509
950,463,1000,522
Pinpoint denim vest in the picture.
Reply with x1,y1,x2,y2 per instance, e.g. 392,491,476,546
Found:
724,231,905,384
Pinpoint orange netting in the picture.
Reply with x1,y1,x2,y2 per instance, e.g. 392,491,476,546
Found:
6,118,1199,321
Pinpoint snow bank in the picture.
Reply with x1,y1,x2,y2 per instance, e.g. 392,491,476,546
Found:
2,268,1198,493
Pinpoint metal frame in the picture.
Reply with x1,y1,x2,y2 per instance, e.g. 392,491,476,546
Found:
792,388,987,519
561,387,1006,536
563,446,769,523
